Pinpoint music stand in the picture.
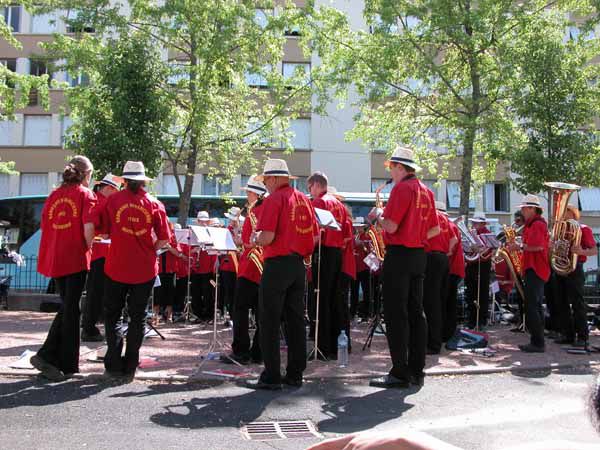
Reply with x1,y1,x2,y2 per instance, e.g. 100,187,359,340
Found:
195,226,241,369
362,252,385,350
175,226,212,324
308,207,341,362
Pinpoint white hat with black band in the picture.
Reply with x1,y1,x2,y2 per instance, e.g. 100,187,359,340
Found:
518,194,542,209
255,159,297,182
241,175,268,196
385,145,422,172
98,173,123,190
121,161,152,181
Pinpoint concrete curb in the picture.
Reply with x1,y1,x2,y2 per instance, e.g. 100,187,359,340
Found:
2,360,599,383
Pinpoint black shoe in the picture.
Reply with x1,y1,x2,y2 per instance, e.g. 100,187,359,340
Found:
554,336,574,345
81,332,104,342
518,344,545,353
245,379,282,390
409,375,425,387
369,374,410,389
282,375,303,388
220,353,250,365
30,355,65,382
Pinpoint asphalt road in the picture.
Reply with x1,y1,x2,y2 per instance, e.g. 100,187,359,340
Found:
1,368,599,450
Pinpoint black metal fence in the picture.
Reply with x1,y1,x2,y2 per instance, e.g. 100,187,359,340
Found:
0,256,50,293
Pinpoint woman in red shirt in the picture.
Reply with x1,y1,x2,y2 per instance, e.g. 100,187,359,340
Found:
154,221,184,324
102,161,169,378
31,156,96,381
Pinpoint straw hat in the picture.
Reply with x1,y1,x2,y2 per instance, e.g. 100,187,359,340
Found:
255,159,297,182
98,173,123,190
224,206,242,221
241,175,267,196
209,218,222,227
197,211,210,222
435,201,447,213
518,194,542,209
469,211,487,223
384,145,421,172
353,217,366,227
121,161,152,181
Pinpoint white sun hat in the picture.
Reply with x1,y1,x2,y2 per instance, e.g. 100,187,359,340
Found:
121,161,152,181
98,173,123,190
255,159,297,182
518,194,542,209
384,145,422,172
241,175,268,196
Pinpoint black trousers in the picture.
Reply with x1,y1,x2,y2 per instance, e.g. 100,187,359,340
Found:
232,277,261,359
81,258,105,335
351,270,371,318
220,270,237,316
524,269,545,348
423,252,449,352
465,260,491,328
37,271,87,374
174,276,188,313
259,254,306,383
104,276,154,374
312,246,343,357
154,272,176,307
545,272,561,332
383,245,427,380
191,273,214,320
338,273,353,352
555,263,587,341
443,274,462,342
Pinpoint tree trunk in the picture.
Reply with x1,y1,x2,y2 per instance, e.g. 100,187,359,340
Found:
459,126,475,217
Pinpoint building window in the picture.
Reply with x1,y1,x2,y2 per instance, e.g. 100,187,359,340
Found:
0,59,17,73
371,179,393,194
66,72,89,87
0,120,18,146
202,176,232,196
579,188,600,212
484,182,509,212
289,118,310,150
422,179,437,198
292,177,308,194
240,174,250,191
2,5,21,32
167,61,190,85
282,63,310,82
446,181,476,209
20,173,48,195
245,64,271,88
24,115,52,146
254,9,271,28
0,174,9,197
61,116,73,146
162,174,184,195
65,9,95,33
30,12,59,33
30,59,53,80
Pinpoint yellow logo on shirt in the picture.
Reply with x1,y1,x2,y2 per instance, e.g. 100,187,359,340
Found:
48,197,79,230
291,197,313,235
116,203,152,236
416,188,431,221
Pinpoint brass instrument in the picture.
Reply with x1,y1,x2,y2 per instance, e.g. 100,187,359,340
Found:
494,224,525,300
368,179,390,261
247,198,264,275
545,182,582,276
454,217,489,262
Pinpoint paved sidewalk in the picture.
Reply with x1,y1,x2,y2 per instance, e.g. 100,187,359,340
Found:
1,311,599,381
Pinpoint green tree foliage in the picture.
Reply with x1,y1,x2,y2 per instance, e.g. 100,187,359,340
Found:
509,10,600,206
306,0,588,215
56,32,172,179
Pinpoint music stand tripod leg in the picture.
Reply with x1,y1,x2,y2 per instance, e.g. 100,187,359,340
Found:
308,235,327,362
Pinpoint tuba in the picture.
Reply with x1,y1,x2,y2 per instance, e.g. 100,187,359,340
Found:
367,179,390,261
454,216,487,262
247,198,264,275
494,224,525,300
545,182,582,276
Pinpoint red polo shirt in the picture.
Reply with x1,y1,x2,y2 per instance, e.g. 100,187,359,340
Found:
448,220,465,278
257,184,319,259
38,184,96,278
311,192,348,249
425,210,451,253
341,218,356,279
494,259,514,294
238,202,263,284
103,189,170,284
354,230,369,273
158,230,180,274
522,215,550,282
91,191,110,262
579,224,596,264
383,175,438,248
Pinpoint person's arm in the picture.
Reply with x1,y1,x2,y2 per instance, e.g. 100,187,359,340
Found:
255,231,275,246
83,223,95,249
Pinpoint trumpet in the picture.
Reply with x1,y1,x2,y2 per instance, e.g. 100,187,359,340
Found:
247,198,264,275
367,179,391,261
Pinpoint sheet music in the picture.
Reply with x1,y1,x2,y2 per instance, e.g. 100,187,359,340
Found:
314,207,341,231
204,227,237,251
175,226,213,246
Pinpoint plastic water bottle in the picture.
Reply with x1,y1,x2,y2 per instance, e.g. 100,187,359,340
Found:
337,330,349,368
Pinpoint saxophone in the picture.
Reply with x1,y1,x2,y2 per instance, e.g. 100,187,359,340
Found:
368,179,390,261
494,224,525,300
545,182,582,276
247,198,264,275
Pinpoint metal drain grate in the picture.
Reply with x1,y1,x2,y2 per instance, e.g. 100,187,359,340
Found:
240,420,322,441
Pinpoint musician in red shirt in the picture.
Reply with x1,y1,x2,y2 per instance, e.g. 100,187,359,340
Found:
308,173,349,359
351,219,372,320
154,221,185,324
554,205,598,346
101,161,170,377
509,194,550,353
444,216,465,342
465,212,493,330
339,205,356,352
221,207,242,321
81,173,122,342
368,146,439,389
32,156,96,381
423,201,456,354
246,159,319,389
222,176,267,365
190,211,216,321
